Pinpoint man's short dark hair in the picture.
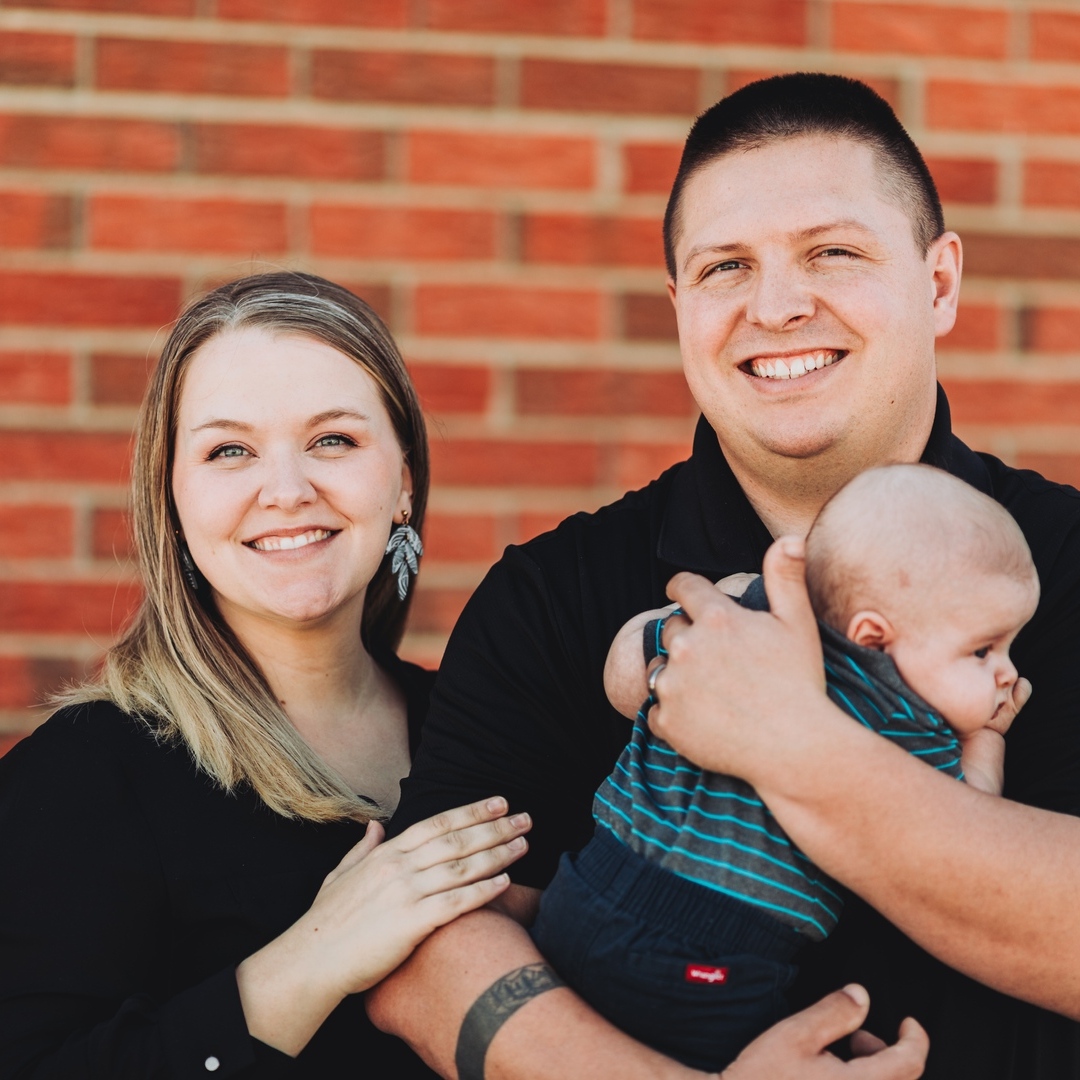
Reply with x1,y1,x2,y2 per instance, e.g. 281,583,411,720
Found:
663,73,945,279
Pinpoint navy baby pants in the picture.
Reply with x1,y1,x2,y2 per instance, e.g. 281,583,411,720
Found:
530,827,805,1072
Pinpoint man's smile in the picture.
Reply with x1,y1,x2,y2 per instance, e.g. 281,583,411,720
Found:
745,349,847,381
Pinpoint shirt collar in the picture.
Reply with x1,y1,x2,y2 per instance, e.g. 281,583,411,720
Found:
657,383,993,579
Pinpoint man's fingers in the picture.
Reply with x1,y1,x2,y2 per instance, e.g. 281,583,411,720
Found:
781,984,873,1052
666,570,734,619
851,1017,929,1080
850,1028,888,1057
760,536,816,632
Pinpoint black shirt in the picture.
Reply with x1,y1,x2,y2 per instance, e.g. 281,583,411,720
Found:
393,388,1080,1079
0,652,438,1080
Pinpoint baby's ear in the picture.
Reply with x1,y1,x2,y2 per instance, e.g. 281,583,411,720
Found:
846,611,895,651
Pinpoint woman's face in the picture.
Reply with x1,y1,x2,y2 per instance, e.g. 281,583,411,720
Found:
171,326,411,636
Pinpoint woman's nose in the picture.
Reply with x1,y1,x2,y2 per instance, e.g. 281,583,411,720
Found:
257,454,317,510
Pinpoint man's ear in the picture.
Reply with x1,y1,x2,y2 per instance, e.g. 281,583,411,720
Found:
846,610,896,651
929,231,962,339
666,276,677,305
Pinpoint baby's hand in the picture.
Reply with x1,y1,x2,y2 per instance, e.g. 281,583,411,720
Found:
959,677,1032,796
604,604,678,719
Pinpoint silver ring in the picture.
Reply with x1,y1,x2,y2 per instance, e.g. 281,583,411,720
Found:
647,662,666,697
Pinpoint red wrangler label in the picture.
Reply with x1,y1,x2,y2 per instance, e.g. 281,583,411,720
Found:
685,963,728,985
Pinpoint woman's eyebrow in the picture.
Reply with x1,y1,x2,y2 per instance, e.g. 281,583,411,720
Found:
189,409,372,434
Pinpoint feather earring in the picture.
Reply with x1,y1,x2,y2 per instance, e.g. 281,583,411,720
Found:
384,511,423,600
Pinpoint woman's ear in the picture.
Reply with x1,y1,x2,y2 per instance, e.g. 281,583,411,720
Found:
397,461,414,522
845,610,895,651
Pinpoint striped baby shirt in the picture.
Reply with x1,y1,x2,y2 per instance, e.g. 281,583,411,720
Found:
592,590,965,942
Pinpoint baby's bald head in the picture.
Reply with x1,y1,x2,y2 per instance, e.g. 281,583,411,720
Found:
806,464,1037,633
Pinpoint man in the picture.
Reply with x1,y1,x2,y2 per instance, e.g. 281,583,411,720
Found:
370,74,1080,1079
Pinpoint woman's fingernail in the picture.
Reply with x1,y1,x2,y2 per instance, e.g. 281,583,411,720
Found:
508,837,527,852
486,797,507,813
510,812,531,829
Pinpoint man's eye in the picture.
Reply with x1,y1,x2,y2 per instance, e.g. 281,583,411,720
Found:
209,444,248,460
818,247,858,259
974,646,990,659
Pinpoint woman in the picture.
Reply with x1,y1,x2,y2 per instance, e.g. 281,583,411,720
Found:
0,272,530,1078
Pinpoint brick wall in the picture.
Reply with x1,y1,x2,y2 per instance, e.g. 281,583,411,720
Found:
2,0,1080,746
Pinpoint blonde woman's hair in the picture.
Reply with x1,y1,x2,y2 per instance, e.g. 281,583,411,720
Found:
63,272,429,823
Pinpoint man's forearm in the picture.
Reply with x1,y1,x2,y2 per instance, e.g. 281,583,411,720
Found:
366,903,698,1079
753,696,1080,1018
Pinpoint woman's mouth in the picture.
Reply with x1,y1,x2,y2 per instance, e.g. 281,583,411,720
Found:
245,529,337,552
746,349,846,380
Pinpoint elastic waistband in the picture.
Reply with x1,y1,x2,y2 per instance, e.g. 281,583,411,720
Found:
575,826,805,962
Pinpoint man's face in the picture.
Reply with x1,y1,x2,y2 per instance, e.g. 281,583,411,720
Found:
668,135,960,475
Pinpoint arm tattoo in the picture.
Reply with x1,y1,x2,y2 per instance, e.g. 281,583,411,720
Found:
454,962,565,1080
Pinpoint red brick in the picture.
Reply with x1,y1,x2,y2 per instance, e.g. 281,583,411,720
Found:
517,511,569,542
832,3,1008,59
0,657,32,710
927,81,1080,136
10,0,192,12
0,504,75,558
925,157,997,206
407,586,473,634
521,59,698,116
92,507,134,561
0,581,140,634
1024,161,1080,210
612,440,692,489
0,656,87,710
422,511,498,561
1016,453,1080,490
727,69,900,110
422,0,607,36
411,362,491,414
0,191,73,249
516,369,693,417
0,31,76,86
0,432,132,483
622,292,677,341
0,352,71,404
523,213,662,268
408,131,595,190
341,283,393,328
416,285,602,340
943,378,1080,425
96,38,289,97
1020,307,1080,353
633,0,806,45
219,0,407,25
0,271,181,327
937,303,1001,352
90,195,287,254
1031,12,1080,62
194,123,385,181
311,205,497,261
962,234,1080,282
431,438,600,486
624,142,682,195
91,353,153,405
312,50,494,106
0,114,179,172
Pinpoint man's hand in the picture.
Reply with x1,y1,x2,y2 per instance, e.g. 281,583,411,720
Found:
723,985,928,1080
959,678,1031,796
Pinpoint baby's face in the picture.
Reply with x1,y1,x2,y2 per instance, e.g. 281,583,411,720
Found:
884,572,1039,736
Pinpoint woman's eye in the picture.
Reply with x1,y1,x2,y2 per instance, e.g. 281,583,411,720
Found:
313,434,356,449
974,646,990,659
208,443,248,460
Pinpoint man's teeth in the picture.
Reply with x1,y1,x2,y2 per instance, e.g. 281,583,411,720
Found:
749,351,840,380
249,529,333,552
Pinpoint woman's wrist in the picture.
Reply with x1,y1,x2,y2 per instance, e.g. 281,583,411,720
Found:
236,926,346,1057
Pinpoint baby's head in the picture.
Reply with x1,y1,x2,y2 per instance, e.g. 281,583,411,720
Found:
805,465,1039,735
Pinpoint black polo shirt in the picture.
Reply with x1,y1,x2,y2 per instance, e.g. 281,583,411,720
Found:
393,387,1080,1078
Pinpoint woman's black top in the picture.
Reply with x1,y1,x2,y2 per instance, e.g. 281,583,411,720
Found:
0,652,437,1080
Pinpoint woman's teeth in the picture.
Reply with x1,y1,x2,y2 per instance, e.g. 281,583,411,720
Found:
749,350,841,380
248,529,334,551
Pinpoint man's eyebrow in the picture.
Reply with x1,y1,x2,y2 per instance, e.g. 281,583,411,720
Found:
190,409,372,434
680,219,878,274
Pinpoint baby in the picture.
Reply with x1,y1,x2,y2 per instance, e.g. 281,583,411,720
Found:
529,464,1040,1073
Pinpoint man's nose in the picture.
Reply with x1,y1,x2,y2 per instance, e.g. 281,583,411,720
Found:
744,263,815,331
258,454,317,510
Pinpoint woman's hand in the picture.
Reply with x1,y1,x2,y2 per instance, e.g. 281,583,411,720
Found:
236,796,530,1056
721,985,928,1080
